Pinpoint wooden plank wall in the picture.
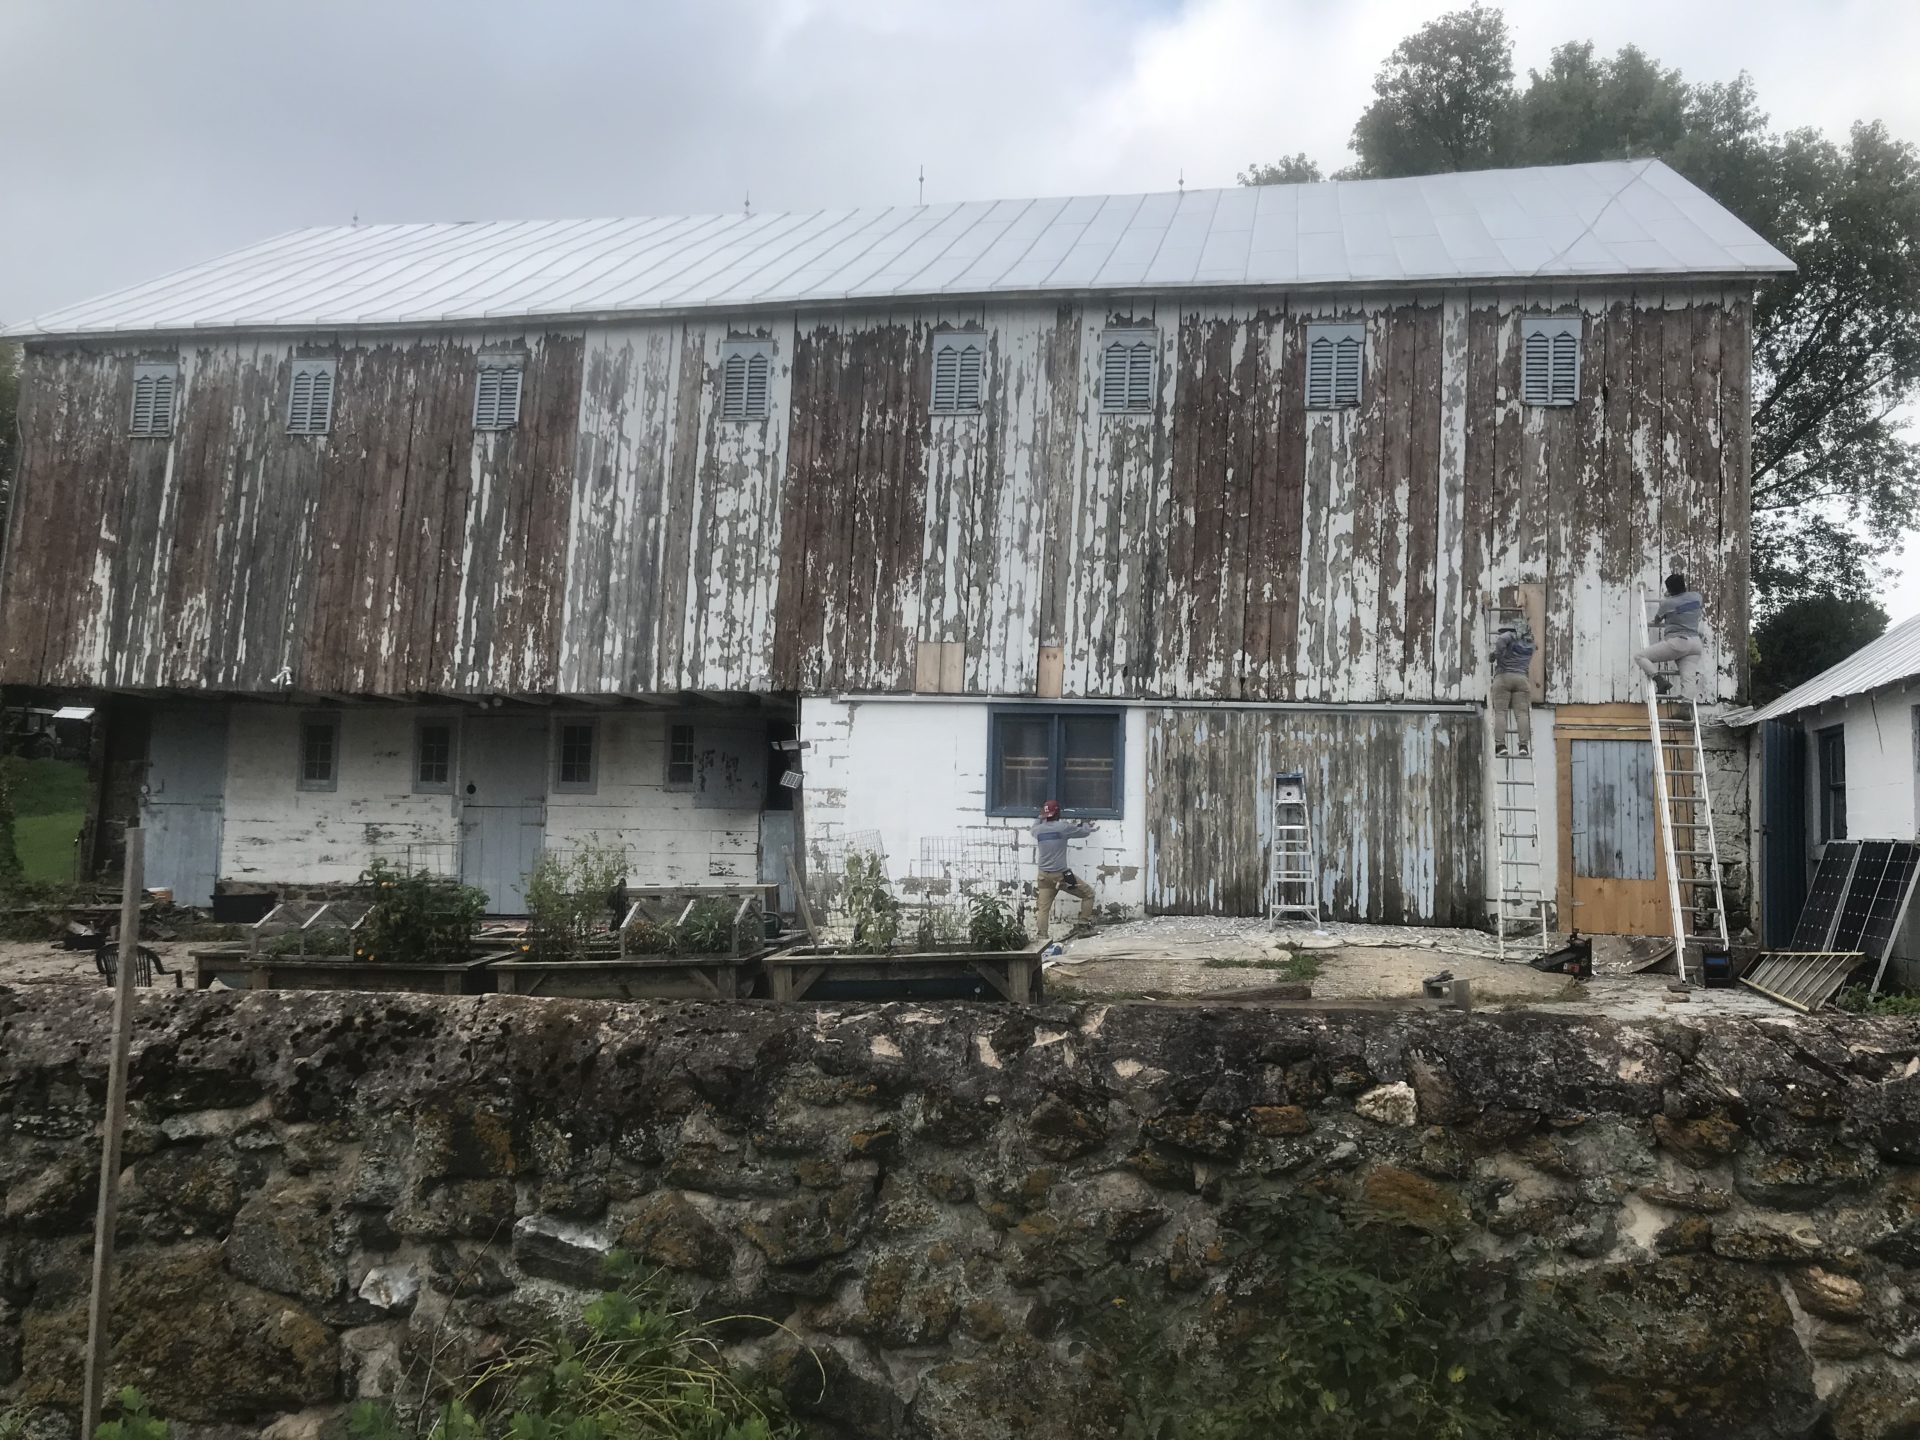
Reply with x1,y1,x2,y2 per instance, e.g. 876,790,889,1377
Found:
2,287,1749,702
1143,707,1486,922
1,332,583,694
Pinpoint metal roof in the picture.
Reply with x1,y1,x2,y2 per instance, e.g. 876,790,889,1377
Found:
1743,612,1920,724
8,159,1793,340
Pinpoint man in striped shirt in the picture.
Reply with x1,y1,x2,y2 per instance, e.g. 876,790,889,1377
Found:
1634,573,1704,698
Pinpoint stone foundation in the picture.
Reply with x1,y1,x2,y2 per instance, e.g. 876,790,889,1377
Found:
3,988,1920,1437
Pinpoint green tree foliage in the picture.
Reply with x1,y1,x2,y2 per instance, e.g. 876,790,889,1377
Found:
1241,10,1920,608
1346,5,1515,178
1750,594,1889,704
1237,152,1323,186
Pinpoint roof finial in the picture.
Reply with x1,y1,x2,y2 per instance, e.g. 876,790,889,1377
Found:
351,210,359,228
1177,167,1184,194
744,188,751,216
918,164,925,207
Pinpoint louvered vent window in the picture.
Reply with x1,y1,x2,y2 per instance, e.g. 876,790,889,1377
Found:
472,355,524,431
129,362,178,437
1521,316,1582,406
1304,323,1365,410
286,359,338,435
930,333,986,415
1101,330,1157,414
719,338,774,421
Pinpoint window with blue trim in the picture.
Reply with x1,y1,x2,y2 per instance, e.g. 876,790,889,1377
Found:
988,708,1123,817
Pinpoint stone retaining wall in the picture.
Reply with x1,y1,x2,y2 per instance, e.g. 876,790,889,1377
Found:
3,988,1920,1438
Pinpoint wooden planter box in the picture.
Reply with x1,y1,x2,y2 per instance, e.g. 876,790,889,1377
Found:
491,948,772,1001
188,947,251,990
765,942,1044,1003
242,953,506,995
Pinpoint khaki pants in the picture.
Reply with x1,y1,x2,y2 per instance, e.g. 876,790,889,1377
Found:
1635,635,1703,698
1489,673,1531,753
1036,869,1095,939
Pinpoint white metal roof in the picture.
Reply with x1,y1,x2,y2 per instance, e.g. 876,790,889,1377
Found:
8,159,1793,339
1744,613,1920,724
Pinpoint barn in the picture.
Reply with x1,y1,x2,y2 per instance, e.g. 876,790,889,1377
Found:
0,159,1791,928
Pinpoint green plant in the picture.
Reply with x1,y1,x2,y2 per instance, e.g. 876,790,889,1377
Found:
265,925,353,959
911,902,966,951
680,898,741,956
95,1389,169,1440
1835,984,1920,1016
347,1253,805,1440
1097,1190,1588,1439
621,917,681,956
356,858,487,965
965,892,1027,952
524,840,629,960
1201,951,1322,982
842,852,899,952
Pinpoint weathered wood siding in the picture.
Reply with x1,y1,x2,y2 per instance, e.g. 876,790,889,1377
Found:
2,287,1751,702
2,332,583,693
1144,707,1486,923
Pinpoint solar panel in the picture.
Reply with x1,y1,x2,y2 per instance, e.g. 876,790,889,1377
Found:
1791,842,1857,951
1832,840,1894,952
1860,841,1920,992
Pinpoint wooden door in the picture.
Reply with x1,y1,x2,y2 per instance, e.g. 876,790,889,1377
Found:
458,716,547,914
142,705,228,907
1556,704,1668,936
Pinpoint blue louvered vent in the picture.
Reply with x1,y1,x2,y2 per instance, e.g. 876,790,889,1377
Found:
1101,330,1157,414
1521,316,1582,406
931,333,986,415
473,356,524,430
719,339,774,421
286,359,338,435
1305,323,1364,409
129,362,178,437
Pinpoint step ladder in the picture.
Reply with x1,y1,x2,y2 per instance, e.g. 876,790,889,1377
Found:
1493,749,1550,960
1267,770,1321,925
1647,691,1729,985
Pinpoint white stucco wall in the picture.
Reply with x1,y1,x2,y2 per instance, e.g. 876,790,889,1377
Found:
800,697,1150,917
218,703,765,891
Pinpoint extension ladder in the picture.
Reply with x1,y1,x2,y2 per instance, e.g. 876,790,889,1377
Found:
1493,749,1550,959
1646,692,1729,985
1267,771,1321,925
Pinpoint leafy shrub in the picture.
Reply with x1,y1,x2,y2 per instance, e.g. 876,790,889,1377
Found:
347,1253,804,1440
680,897,743,956
621,917,681,956
1097,1190,1589,1439
965,892,1028,952
843,852,899,952
1835,984,1920,1015
356,858,487,965
524,840,629,960
96,1389,169,1440
265,925,353,959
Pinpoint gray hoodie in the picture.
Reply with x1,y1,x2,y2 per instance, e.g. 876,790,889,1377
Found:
1032,818,1094,873
1655,591,1703,639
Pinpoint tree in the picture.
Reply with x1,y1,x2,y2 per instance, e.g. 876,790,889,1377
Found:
1346,4,1515,178
1257,9,1920,611
1238,153,1322,186
1750,594,1889,704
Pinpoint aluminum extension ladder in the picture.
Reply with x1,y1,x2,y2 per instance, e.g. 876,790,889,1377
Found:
1647,691,1729,985
1492,748,1550,960
1267,770,1322,925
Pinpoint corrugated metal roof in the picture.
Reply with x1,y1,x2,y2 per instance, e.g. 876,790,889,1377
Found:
7,159,1793,339
1743,613,1920,724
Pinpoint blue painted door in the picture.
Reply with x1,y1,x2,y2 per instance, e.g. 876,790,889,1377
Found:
141,705,228,906
458,716,547,914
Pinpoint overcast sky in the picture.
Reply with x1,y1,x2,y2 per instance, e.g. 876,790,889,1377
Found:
6,0,1920,609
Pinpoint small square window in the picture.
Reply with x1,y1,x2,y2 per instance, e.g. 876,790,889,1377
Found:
1521,316,1581,406
1305,322,1364,409
555,720,597,793
931,333,986,415
1100,330,1157,414
414,720,453,793
287,359,338,435
988,708,1123,818
718,339,774,421
297,715,339,792
129,361,178,437
473,356,524,430
665,723,696,790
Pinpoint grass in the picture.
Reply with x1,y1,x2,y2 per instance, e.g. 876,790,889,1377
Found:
1202,950,1323,983
9,759,87,885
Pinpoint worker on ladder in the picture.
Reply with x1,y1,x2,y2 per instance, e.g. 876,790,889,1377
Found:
1634,573,1704,698
1489,619,1535,758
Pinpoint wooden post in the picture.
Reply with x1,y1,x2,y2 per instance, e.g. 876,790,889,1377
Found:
81,826,143,1436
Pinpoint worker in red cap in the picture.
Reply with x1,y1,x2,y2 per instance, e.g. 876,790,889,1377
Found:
1032,799,1098,940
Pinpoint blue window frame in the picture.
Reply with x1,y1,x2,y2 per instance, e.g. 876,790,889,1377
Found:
987,707,1123,818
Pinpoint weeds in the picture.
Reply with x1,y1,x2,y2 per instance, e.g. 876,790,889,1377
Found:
1201,951,1322,982
524,841,629,959
1835,984,1920,1016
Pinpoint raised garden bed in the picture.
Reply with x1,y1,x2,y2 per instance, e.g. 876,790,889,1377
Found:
242,952,508,995
764,940,1046,1003
491,947,778,1000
